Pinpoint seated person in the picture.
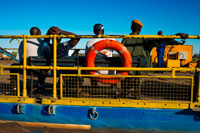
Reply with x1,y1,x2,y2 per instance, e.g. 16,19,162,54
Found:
85,23,115,75
10,27,43,92
38,27,80,89
16,27,43,63
42,26,80,60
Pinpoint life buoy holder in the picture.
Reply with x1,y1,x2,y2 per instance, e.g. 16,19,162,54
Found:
85,39,132,84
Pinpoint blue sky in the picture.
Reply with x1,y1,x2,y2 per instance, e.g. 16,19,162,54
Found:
0,0,200,54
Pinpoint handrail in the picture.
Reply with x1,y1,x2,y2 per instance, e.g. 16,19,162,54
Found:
0,35,200,39
0,34,199,100
0,65,196,71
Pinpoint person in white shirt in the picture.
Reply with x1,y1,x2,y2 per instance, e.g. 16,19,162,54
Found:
16,27,43,62
85,24,115,75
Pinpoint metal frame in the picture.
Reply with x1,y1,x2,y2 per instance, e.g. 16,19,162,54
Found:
0,34,199,109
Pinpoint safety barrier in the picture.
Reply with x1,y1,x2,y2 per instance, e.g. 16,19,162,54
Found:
60,70,193,102
0,73,20,97
0,34,199,109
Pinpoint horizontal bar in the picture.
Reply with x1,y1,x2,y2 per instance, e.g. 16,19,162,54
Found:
0,35,199,39
26,66,53,70
1,65,196,72
42,98,190,109
62,74,192,79
4,48,18,50
1,66,22,69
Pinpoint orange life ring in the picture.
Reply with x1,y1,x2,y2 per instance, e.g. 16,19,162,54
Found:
85,39,132,84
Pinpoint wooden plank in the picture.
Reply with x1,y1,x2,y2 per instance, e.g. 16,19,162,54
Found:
0,120,91,130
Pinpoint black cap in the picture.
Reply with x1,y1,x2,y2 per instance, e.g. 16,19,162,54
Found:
94,24,104,31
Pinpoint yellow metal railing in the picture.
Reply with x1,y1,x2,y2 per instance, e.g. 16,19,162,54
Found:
0,73,20,97
0,35,200,39
0,34,199,108
60,70,194,101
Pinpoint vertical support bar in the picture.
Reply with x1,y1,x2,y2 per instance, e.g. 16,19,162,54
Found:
0,67,3,74
53,35,57,98
172,69,175,78
198,50,200,102
197,72,200,101
60,75,63,99
78,68,81,76
17,74,20,96
23,36,27,97
191,77,194,103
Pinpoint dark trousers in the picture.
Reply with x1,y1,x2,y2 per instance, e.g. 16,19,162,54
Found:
157,54,164,67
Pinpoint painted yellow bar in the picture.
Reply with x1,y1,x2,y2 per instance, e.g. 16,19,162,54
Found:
27,66,77,70
0,97,35,104
172,69,176,78
0,35,24,38
2,65,195,72
17,74,20,96
191,77,194,103
53,35,57,98
0,35,200,39
198,72,200,102
42,98,189,109
1,66,22,69
26,66,53,70
4,48,18,50
23,35,27,97
0,67,3,74
79,67,195,71
190,103,200,109
0,120,91,130
60,75,63,99
59,73,193,79
56,66,78,70
0,73,21,76
1,65,195,72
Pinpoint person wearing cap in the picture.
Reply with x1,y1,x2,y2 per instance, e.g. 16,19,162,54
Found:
122,19,188,69
120,19,188,99
85,23,115,75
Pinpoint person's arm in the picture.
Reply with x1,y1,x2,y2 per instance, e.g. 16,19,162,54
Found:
175,33,188,39
51,27,80,47
167,33,188,45
44,28,52,43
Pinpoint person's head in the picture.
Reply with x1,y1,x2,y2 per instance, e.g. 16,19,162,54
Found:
131,20,143,34
30,27,41,35
93,24,104,35
47,27,62,43
158,31,163,35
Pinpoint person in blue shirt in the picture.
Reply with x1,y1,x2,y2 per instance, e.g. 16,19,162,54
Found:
156,31,186,74
156,31,166,68
42,26,80,61
38,27,80,92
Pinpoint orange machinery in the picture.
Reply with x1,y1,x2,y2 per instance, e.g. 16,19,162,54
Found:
152,45,194,68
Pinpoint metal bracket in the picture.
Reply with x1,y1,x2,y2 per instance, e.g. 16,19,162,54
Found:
16,103,25,114
88,107,98,120
48,105,55,115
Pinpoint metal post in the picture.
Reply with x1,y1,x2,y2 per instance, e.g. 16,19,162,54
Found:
53,35,57,98
23,36,27,97
197,49,200,102
17,74,20,96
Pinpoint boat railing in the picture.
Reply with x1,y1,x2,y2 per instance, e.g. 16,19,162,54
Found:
0,34,200,109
